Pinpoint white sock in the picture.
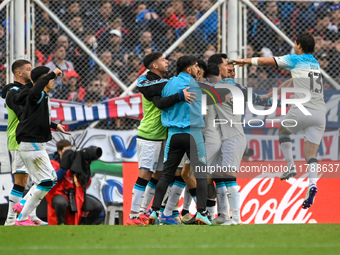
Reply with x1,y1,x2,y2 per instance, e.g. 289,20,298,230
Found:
279,137,295,169
308,159,319,186
227,184,241,221
161,185,172,207
216,182,229,217
140,181,157,214
6,185,24,223
183,186,192,211
130,182,147,217
206,198,216,220
163,181,185,217
18,187,48,221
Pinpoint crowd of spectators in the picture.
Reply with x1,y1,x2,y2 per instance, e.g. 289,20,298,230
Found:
0,1,339,104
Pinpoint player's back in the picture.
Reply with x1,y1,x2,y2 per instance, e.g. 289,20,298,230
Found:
274,54,326,112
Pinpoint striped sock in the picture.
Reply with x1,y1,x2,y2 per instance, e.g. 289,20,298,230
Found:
130,177,148,218
6,184,25,223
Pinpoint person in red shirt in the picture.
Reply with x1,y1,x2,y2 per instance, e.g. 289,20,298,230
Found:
45,140,103,225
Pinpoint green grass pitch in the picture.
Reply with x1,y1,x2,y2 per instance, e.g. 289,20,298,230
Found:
1,224,339,255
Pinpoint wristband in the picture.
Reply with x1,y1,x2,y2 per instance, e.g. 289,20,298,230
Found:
251,57,259,66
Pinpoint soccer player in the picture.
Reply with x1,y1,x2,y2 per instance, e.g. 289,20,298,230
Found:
127,52,195,225
207,55,279,224
232,32,324,209
13,66,71,225
148,55,211,225
2,60,47,225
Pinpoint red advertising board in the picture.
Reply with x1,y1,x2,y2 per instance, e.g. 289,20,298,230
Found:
123,161,340,225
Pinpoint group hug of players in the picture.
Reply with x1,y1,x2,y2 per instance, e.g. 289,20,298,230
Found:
128,32,326,225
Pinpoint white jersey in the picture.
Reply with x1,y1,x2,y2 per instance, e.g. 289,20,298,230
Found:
274,54,326,112
213,79,245,141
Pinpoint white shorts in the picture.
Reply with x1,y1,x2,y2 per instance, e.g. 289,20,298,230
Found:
18,142,56,185
283,107,326,145
9,150,28,174
137,138,164,173
221,135,247,172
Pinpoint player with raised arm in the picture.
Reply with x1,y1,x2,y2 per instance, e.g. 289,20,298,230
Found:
232,32,325,209
13,66,71,225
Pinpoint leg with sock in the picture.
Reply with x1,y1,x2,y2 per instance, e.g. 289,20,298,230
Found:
16,180,54,225
140,177,158,214
130,177,149,219
5,183,25,225
212,179,230,224
163,175,186,217
225,176,241,225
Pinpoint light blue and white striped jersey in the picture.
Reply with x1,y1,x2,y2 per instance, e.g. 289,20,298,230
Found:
274,54,326,111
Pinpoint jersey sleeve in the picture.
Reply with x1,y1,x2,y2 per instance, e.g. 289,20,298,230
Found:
137,76,183,110
273,54,298,71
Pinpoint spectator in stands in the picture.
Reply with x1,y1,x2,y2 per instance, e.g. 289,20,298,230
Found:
73,31,98,81
249,1,282,52
45,139,103,225
175,10,206,54
35,27,51,65
270,35,291,57
190,0,200,15
107,29,129,74
68,15,85,40
203,49,215,63
97,70,121,98
113,0,135,34
53,70,85,102
312,12,339,47
135,31,157,59
35,0,60,44
160,27,177,52
136,6,168,48
315,51,330,73
84,90,104,107
86,78,107,103
97,15,127,49
90,1,113,32
163,0,186,29
282,1,316,40
45,45,75,89
197,0,218,44
122,53,140,84
46,35,74,64
166,47,185,78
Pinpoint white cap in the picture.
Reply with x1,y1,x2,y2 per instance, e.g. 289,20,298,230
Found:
109,29,122,37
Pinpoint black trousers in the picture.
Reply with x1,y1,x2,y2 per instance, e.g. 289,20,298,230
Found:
52,194,103,225
152,133,208,213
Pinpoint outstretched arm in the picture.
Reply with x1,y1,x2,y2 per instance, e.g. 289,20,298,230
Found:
231,57,277,67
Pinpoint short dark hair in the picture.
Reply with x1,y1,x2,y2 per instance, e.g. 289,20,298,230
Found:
143,52,163,69
56,139,72,152
296,32,315,53
197,59,207,76
206,64,220,77
176,55,198,74
11,59,31,74
207,53,228,66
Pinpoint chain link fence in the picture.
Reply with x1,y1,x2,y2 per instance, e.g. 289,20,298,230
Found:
31,0,222,130
246,1,340,90
1,1,340,130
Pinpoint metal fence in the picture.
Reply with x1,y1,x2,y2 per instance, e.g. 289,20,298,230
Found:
1,0,340,130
